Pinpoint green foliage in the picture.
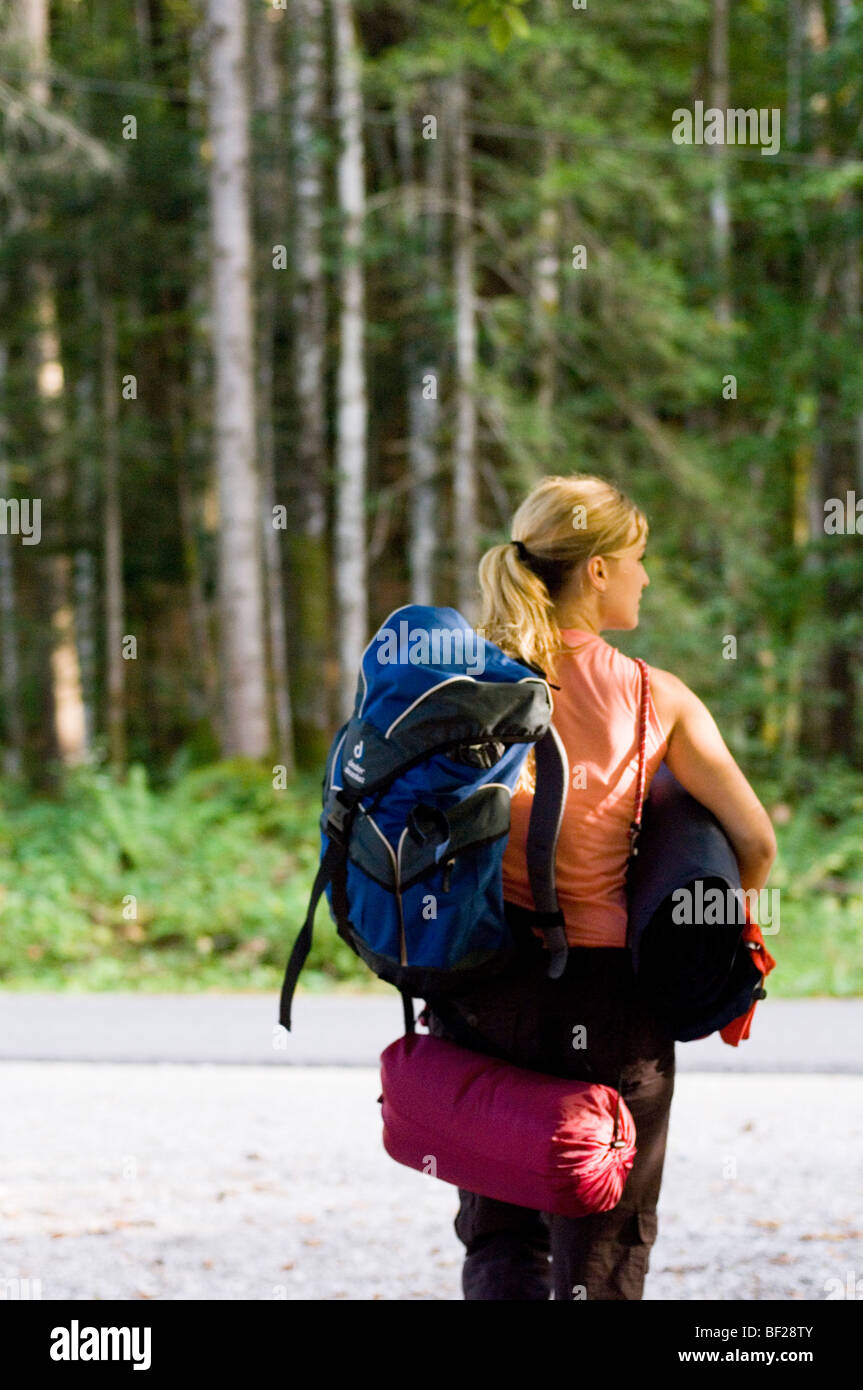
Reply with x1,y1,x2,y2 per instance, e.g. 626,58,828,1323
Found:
0,762,375,992
0,762,859,996
456,0,531,52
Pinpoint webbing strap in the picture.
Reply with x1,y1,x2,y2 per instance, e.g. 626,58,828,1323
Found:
401,990,415,1036
526,725,569,980
278,837,344,1032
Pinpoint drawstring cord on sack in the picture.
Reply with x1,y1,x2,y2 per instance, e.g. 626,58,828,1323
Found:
610,1089,626,1148
610,657,651,1150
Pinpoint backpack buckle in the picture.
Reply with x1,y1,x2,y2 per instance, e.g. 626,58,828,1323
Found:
325,790,356,846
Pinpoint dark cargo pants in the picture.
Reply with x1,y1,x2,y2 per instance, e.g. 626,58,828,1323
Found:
424,905,676,1301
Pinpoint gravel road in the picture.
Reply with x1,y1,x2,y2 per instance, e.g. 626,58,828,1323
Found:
2,1062,861,1301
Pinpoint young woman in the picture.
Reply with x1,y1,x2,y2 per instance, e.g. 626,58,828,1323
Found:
425,473,777,1301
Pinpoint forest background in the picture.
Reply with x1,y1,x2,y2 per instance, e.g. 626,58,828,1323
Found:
1,0,862,995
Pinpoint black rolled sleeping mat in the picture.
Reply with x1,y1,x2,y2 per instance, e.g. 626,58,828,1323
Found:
625,762,764,1041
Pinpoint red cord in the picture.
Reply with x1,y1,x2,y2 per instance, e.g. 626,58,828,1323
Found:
629,658,650,856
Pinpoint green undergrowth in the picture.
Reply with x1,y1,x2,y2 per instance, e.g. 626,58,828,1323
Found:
0,758,860,996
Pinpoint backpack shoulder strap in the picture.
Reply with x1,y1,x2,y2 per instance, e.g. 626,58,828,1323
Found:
525,724,569,979
278,790,356,1031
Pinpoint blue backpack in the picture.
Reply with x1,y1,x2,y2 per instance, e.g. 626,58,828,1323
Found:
279,605,569,1035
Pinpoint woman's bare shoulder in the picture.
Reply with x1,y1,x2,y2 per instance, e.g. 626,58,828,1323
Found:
645,663,691,736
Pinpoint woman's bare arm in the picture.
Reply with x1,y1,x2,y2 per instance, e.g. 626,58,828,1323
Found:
649,667,777,894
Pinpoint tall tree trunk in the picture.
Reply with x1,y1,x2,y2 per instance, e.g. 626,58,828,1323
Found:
709,0,766,751
823,0,860,760
253,0,295,771
176,463,218,724
780,0,818,763
835,1,862,499
72,369,99,753
787,0,803,147
332,0,368,721
0,343,23,777
450,71,479,624
396,95,442,606
817,377,857,758
206,0,269,756
782,434,814,765
561,198,582,345
18,0,88,771
709,0,731,326
290,0,330,760
796,0,838,762
134,0,153,77
100,295,125,770
184,17,220,740
32,269,88,769
532,132,560,470
532,0,562,469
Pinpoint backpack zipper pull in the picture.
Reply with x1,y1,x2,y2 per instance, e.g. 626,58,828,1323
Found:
442,855,456,892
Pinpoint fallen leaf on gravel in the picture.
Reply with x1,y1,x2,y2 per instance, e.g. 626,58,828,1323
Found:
800,1231,861,1242
135,1292,155,1300
281,1263,294,1271
751,1219,781,1229
302,1238,322,1247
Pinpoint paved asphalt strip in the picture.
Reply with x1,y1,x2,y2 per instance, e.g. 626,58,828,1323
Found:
0,993,861,1071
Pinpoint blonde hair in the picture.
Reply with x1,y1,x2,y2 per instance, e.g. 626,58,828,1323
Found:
478,473,648,789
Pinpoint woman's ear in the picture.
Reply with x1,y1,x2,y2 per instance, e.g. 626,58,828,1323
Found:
586,555,607,590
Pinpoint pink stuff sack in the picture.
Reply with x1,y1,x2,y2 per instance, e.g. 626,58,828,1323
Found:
380,1033,636,1218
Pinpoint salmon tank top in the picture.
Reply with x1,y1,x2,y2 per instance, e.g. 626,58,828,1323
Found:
501,629,669,948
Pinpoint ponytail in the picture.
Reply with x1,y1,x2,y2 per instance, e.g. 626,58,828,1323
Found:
477,474,648,791
477,541,565,680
